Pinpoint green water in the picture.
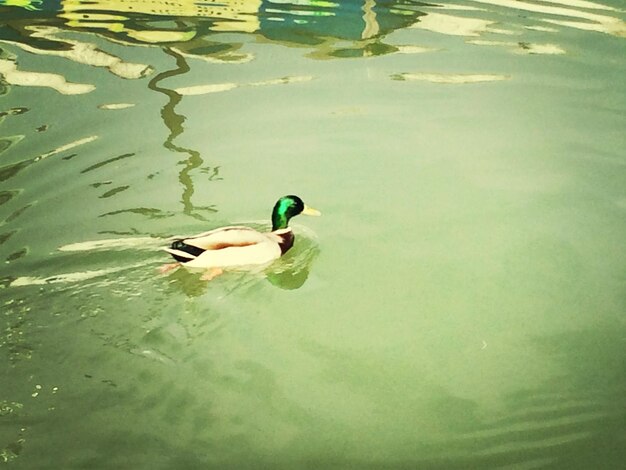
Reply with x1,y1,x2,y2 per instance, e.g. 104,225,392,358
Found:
1,0,625,468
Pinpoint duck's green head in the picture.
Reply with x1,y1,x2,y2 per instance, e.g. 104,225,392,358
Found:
272,195,321,231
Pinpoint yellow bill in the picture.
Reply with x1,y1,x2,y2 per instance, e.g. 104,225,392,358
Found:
302,205,321,216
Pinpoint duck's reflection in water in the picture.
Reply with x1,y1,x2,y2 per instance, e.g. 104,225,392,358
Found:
265,239,320,290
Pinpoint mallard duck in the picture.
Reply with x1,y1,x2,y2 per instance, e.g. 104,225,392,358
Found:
161,195,320,280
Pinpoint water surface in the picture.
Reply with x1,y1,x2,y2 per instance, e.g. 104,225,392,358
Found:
1,0,625,468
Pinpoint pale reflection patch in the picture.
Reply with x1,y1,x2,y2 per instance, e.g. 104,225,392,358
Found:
543,18,626,36
175,75,314,96
392,72,510,84
10,235,160,288
9,263,147,287
524,25,559,33
411,12,496,36
171,48,254,64
174,83,237,96
10,268,121,287
529,0,619,12
395,45,437,54
37,136,98,161
98,103,136,110
431,4,486,11
125,30,196,44
59,237,162,252
468,0,626,37
0,58,94,95
1,26,153,79
468,40,566,55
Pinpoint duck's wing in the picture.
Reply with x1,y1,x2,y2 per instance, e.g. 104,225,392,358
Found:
182,226,270,250
164,226,273,263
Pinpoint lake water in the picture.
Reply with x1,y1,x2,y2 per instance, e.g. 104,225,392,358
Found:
1,0,625,468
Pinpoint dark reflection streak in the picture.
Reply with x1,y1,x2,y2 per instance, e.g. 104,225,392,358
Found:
147,47,215,222
80,152,134,174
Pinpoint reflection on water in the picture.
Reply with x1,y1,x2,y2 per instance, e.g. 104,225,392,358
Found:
1,0,624,96
3,25,153,78
392,71,510,83
266,225,320,290
469,0,626,37
0,45,95,94
174,75,314,96
147,47,217,222
0,0,623,62
467,39,566,55
0,0,428,59
0,134,98,187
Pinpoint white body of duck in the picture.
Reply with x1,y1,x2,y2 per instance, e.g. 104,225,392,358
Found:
162,195,319,274
164,226,292,269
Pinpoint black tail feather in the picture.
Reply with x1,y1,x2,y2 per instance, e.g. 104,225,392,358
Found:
170,240,204,262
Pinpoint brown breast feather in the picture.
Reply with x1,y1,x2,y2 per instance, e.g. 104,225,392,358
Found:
207,241,259,251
